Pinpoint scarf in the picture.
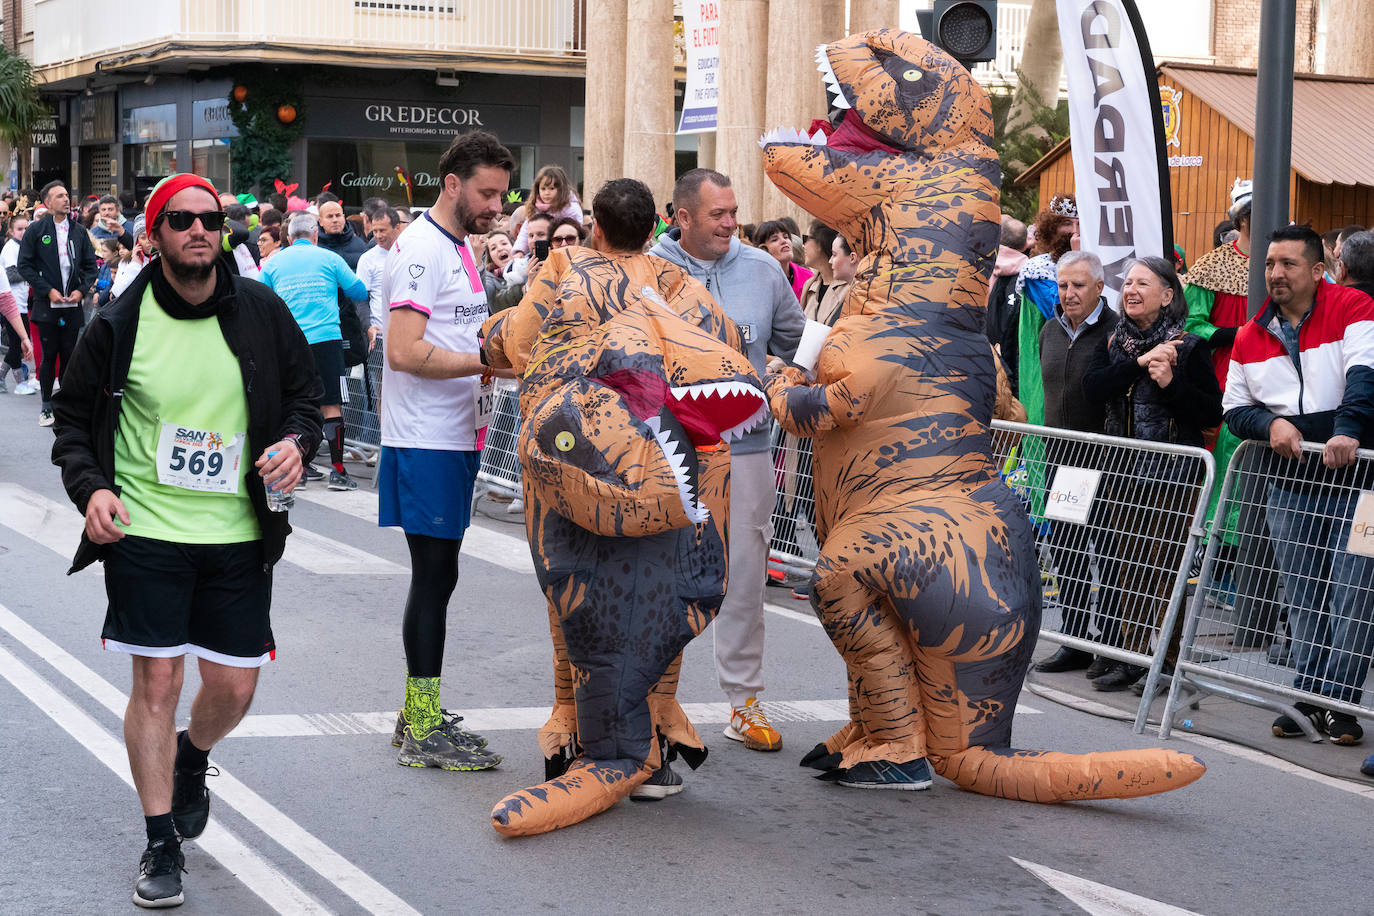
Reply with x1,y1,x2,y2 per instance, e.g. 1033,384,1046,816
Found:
150,259,231,320
1111,308,1183,363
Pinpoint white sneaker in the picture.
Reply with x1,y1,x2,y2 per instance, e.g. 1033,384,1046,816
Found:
38,409,54,427
13,381,36,395
506,498,524,514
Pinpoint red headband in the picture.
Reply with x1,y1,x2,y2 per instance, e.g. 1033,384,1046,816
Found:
145,173,222,232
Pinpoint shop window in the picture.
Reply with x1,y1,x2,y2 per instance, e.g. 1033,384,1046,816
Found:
306,139,530,211
192,140,232,193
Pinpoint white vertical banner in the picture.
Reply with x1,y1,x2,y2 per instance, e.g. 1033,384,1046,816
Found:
1056,0,1172,310
677,0,721,134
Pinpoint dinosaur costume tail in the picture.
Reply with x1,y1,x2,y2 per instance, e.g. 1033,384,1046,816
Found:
806,726,1205,802
490,742,659,837
934,745,1205,802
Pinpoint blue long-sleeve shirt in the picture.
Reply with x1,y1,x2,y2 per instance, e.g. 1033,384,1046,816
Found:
260,239,367,344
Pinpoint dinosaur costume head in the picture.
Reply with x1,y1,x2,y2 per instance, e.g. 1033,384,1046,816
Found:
759,29,999,285
521,274,766,537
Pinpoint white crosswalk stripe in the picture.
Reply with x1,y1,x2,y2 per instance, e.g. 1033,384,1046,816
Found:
226,697,1040,738
0,483,403,576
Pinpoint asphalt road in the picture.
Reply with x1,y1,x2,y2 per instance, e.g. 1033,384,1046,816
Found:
2,388,1371,915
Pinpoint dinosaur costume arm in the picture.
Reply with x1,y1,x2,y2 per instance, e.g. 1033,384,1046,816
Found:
479,250,571,374
764,357,873,436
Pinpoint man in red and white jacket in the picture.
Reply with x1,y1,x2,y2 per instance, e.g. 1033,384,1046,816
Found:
1223,224,1374,747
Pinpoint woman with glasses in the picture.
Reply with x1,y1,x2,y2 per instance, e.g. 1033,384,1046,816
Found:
548,217,584,250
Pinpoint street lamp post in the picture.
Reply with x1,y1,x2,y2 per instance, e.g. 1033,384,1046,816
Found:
1249,0,1297,317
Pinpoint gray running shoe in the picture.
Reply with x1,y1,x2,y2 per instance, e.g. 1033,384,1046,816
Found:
391,708,488,749
38,408,54,427
397,725,501,771
630,760,684,801
327,470,357,491
133,837,185,908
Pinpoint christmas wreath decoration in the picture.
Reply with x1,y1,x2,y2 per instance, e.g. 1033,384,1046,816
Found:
227,70,305,196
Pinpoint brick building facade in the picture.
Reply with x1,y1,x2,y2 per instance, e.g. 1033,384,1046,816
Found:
1212,0,1321,72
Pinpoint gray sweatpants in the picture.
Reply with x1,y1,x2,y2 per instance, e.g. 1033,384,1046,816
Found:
714,449,774,707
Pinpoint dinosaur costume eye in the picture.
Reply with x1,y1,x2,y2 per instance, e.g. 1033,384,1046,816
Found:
555,431,576,451
903,69,922,81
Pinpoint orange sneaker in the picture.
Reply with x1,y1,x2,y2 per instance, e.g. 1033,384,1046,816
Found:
725,698,782,751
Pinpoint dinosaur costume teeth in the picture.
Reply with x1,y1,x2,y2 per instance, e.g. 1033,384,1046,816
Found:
481,247,765,835
760,29,1205,803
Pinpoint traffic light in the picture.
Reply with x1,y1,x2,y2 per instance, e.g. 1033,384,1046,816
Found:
915,1,998,68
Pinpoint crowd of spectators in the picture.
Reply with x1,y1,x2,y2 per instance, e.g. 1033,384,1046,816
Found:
994,182,1374,778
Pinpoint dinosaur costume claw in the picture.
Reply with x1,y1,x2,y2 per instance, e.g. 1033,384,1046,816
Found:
761,30,1204,804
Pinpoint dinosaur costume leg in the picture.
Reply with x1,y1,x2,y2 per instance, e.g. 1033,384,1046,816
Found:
491,511,712,836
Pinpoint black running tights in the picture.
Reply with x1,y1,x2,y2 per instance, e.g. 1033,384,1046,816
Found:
36,317,81,404
402,533,462,678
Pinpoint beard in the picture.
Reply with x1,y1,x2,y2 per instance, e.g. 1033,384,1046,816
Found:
453,194,491,236
162,247,217,285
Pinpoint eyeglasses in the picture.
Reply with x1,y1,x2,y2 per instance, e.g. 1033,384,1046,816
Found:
158,210,227,232
551,233,579,247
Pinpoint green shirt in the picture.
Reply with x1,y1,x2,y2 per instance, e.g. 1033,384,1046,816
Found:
113,284,260,543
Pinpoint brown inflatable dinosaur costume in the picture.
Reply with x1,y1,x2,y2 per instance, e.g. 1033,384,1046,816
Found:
482,244,766,835
760,29,1205,800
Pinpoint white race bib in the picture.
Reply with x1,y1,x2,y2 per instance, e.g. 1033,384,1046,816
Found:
473,378,494,432
156,422,245,494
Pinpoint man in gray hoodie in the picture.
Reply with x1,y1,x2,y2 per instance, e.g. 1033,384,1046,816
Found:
650,168,805,751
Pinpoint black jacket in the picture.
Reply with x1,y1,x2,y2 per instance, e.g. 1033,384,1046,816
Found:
319,223,369,270
51,260,324,573
18,213,99,322
1039,302,1118,433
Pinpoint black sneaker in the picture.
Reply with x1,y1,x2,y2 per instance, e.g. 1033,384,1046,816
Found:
1033,646,1093,673
837,757,933,790
397,725,501,770
630,760,685,801
390,708,488,749
134,837,185,908
1272,701,1322,738
303,464,325,481
171,764,217,839
1323,710,1364,746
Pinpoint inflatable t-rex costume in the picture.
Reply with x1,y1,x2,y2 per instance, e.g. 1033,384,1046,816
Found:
481,247,766,835
760,29,1205,800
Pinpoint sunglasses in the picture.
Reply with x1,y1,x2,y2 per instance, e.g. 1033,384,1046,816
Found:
551,234,579,246
158,210,227,232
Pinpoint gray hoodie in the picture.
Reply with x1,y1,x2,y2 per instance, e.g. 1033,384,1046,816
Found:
650,229,805,455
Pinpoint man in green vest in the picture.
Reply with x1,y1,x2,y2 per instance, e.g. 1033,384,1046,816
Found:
52,173,324,909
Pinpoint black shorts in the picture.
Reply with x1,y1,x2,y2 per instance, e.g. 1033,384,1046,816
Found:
310,339,347,407
102,536,275,667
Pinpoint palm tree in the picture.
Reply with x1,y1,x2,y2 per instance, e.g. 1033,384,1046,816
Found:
1005,0,1063,136
0,45,48,148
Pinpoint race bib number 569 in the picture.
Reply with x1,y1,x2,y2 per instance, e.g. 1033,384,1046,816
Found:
156,422,245,494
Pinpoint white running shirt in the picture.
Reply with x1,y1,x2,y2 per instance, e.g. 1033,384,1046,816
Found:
381,211,488,450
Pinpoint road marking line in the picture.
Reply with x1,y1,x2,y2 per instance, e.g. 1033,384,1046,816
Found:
1012,857,1203,915
295,487,535,573
0,603,420,915
282,526,406,575
765,600,822,627
0,482,97,575
0,483,404,577
226,697,1041,738
1176,732,1374,801
0,641,328,914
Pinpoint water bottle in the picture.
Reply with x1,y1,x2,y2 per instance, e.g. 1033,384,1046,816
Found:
265,450,295,513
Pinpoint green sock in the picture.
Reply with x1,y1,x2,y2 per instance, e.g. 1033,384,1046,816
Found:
404,676,442,739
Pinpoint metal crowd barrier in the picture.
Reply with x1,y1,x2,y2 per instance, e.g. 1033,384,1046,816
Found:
989,421,1216,733
341,345,384,475
1161,440,1374,740
473,379,523,502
